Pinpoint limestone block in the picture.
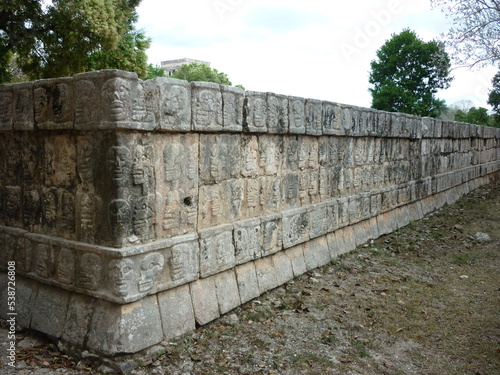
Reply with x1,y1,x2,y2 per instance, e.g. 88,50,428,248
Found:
234,218,262,264
156,133,199,237
348,195,362,224
241,135,259,177
421,117,434,138
74,70,154,130
339,226,356,255
282,208,309,248
31,284,70,338
272,251,294,286
261,214,283,256
282,136,299,171
190,276,220,325
12,82,35,130
288,96,306,134
286,244,307,277
87,296,163,355
200,133,241,183
144,77,191,131
32,77,74,129
370,193,382,217
340,106,353,135
305,99,323,135
214,269,241,315
158,284,195,340
255,256,279,294
303,236,330,271
408,201,424,223
338,197,350,227
322,101,343,135
267,93,289,133
324,200,339,233
309,203,327,239
235,262,260,304
61,294,96,348
0,84,14,130
390,206,410,231
242,177,260,218
244,91,267,132
360,193,372,221
433,119,443,138
258,135,283,176
4,186,23,227
199,225,236,278
43,135,77,187
326,231,344,259
352,220,373,247
259,176,282,214
192,81,223,131
222,85,244,131
199,183,228,228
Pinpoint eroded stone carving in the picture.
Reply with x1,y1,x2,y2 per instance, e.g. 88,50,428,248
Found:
57,248,75,286
109,199,132,241
139,253,165,293
102,77,132,123
107,145,132,186
133,195,155,240
109,258,135,297
35,243,53,278
78,253,102,291
0,88,14,129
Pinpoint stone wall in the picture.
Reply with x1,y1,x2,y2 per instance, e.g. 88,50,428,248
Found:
1,69,499,368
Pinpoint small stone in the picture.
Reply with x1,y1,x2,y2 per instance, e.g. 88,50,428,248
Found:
17,336,45,348
309,277,320,283
459,275,469,279
475,232,491,242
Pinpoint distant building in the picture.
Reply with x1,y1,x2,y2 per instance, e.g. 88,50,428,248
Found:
161,58,211,76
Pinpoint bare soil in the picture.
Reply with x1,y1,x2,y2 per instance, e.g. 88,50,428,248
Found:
1,181,499,375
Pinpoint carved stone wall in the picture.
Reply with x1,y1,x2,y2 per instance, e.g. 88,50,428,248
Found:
1,70,499,368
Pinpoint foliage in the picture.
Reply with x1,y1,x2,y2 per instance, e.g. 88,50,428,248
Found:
454,106,490,125
145,64,166,80
170,62,233,85
487,70,500,114
369,29,453,118
432,0,500,68
0,0,150,82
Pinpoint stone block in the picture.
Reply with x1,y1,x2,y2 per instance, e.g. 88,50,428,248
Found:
158,284,195,340
348,195,362,224
282,172,299,209
214,269,241,315
33,77,74,129
255,256,279,294
303,236,330,270
259,176,282,214
31,284,70,338
87,296,163,355
282,208,309,248
338,197,350,227
61,294,96,348
235,262,260,304
322,101,343,135
0,84,14,130
200,133,241,183
309,203,327,238
390,206,410,231
272,251,294,285
266,93,289,133
377,212,393,236
234,218,262,264
156,133,199,237
222,85,244,131
144,77,191,131
241,135,259,177
352,220,373,247
74,70,154,130
258,136,283,176
326,231,345,259
199,225,236,278
286,244,307,277
244,91,267,132
338,226,356,255
288,96,306,134
192,81,223,131
260,214,283,256
305,99,323,135
325,200,339,233
243,177,261,217
13,82,35,130
190,276,220,325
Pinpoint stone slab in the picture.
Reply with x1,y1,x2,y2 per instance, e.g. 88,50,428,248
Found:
30,284,70,338
255,256,279,294
158,284,195,340
271,251,294,286
190,276,220,325
235,262,260,304
214,269,241,315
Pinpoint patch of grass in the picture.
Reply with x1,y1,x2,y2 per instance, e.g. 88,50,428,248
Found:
291,352,333,367
350,339,371,358
321,330,338,346
451,252,475,266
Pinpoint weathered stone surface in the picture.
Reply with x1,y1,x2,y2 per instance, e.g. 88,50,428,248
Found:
266,93,288,133
244,91,267,133
61,294,96,348
222,85,244,131
199,225,235,278
305,99,323,135
87,296,163,355
190,276,220,325
271,251,294,286
235,262,260,304
234,218,262,264
282,208,309,248
30,284,70,338
192,81,223,131
285,244,307,277
260,214,283,256
158,284,195,340
214,269,241,315
288,97,305,134
255,257,279,294
303,236,330,271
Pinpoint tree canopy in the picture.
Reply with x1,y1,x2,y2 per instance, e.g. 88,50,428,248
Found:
432,0,500,68
454,106,490,125
0,0,150,82
488,70,500,114
170,62,243,88
369,29,453,118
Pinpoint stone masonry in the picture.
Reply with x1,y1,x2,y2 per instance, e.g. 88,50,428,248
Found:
1,69,499,370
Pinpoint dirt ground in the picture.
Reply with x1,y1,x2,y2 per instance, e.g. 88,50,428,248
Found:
1,181,499,375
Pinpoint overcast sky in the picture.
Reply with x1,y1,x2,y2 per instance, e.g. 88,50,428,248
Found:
136,0,497,110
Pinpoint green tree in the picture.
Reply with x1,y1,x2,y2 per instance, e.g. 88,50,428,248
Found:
432,0,500,68
454,106,490,125
0,0,150,82
145,64,166,80
369,29,453,118
170,62,233,85
487,70,500,115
